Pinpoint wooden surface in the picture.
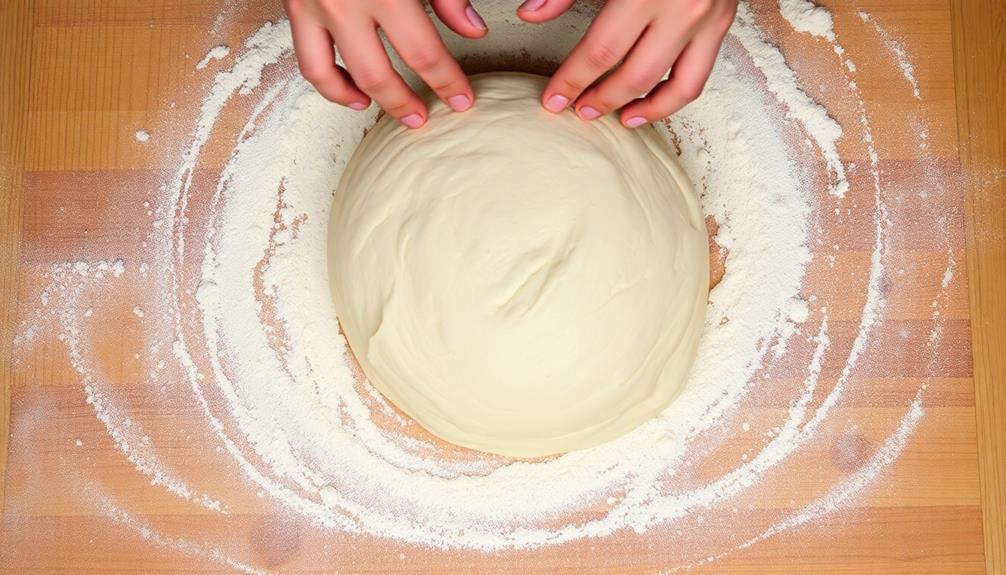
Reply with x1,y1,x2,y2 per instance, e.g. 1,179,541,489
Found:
0,0,1002,573
953,0,1006,573
0,0,32,512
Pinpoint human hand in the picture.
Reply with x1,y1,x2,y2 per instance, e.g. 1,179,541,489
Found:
521,0,738,127
285,0,489,128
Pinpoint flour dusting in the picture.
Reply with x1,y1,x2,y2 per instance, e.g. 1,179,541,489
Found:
8,1,957,571
779,0,835,40
857,10,922,99
196,45,232,70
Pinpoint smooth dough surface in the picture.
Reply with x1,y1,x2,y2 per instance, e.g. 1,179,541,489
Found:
328,73,708,458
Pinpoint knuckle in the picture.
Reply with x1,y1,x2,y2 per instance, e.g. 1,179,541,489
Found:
588,85,616,108
405,46,441,72
298,62,330,85
428,78,461,94
585,42,621,70
687,0,714,17
677,78,706,101
565,78,589,93
321,90,350,105
383,100,416,116
352,67,390,91
626,68,662,93
559,75,588,93
593,92,619,110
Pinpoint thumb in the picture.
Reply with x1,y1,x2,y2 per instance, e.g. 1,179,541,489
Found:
516,0,577,23
430,0,489,39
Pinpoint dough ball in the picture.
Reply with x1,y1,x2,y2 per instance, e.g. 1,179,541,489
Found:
328,73,707,458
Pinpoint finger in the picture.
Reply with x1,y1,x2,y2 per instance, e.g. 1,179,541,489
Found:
541,2,650,114
516,0,576,24
377,2,475,112
574,20,694,119
430,0,488,38
620,24,728,127
331,23,428,128
288,6,370,108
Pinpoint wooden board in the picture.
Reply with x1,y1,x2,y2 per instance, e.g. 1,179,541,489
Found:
0,0,32,512
0,0,1002,572
953,0,1006,572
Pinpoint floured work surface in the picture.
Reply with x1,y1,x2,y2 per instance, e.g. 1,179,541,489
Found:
1,1,986,573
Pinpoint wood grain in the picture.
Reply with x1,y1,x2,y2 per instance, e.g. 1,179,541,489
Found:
953,0,1006,572
0,0,33,513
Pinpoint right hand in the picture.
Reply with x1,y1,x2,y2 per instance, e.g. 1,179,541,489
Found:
284,0,488,128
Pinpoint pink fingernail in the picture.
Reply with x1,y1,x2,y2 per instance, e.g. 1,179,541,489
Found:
578,106,601,120
624,116,648,128
448,94,472,112
349,102,368,111
465,5,487,30
544,94,569,113
519,0,546,11
400,113,425,128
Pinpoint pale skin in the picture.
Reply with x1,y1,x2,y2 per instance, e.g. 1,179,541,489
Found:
284,0,738,129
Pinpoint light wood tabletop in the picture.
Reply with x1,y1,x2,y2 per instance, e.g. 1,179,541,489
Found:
1,0,1003,573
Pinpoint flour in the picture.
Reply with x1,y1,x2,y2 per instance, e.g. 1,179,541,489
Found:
40,260,228,514
12,1,955,571
779,0,835,40
196,45,231,70
97,493,261,574
734,4,848,197
858,11,921,99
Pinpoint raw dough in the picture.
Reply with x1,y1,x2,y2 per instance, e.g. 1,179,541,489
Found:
328,73,708,458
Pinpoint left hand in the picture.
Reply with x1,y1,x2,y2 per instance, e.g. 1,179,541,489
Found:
520,0,738,127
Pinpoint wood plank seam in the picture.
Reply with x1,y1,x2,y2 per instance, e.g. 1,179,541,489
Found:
952,0,1006,573
0,1,33,516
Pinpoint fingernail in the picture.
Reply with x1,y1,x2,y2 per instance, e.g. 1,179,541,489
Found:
465,5,487,30
448,94,472,112
400,113,425,128
519,0,546,11
578,106,601,120
624,116,648,128
349,102,368,111
544,94,569,113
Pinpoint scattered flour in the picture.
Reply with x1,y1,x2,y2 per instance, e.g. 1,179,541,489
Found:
196,45,231,70
98,494,261,574
857,10,921,99
134,130,151,142
10,1,954,571
779,0,835,40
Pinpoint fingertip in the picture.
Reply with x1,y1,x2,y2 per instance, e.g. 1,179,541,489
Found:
447,93,473,112
576,105,601,121
542,93,570,113
464,5,489,36
315,81,371,109
517,0,574,23
400,113,426,129
622,114,649,128
516,0,550,19
619,101,651,127
432,1,488,39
